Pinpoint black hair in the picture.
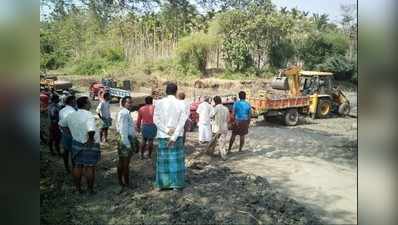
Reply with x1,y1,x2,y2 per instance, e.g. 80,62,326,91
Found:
145,96,153,104
178,92,186,100
165,83,178,95
65,95,76,105
238,91,246,100
76,96,89,109
103,92,111,99
213,96,222,104
121,96,132,106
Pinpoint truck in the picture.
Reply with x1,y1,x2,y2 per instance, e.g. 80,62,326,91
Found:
248,66,350,126
89,78,149,110
40,74,73,91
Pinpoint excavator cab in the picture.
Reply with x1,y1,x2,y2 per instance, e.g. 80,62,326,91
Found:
299,71,350,118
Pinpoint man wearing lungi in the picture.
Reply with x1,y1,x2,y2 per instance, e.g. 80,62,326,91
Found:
96,92,112,144
196,97,213,144
116,96,136,193
136,96,157,159
64,97,101,194
58,95,76,173
48,94,62,156
153,83,188,191
228,91,251,152
207,96,230,160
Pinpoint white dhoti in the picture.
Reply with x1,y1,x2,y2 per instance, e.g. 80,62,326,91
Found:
198,123,212,142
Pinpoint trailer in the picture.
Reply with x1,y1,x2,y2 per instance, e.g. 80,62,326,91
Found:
248,91,310,126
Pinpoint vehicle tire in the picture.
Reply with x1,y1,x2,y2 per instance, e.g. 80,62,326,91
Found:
338,102,350,116
316,99,332,118
284,109,299,126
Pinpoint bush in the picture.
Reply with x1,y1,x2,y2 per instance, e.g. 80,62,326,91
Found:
317,55,354,80
100,47,124,62
72,57,107,75
176,32,219,76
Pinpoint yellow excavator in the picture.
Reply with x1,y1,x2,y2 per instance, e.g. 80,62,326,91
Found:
271,66,351,118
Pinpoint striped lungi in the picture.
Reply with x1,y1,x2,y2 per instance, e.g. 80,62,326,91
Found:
155,137,185,189
71,140,101,166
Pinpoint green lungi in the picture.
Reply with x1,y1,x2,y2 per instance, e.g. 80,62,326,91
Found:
155,137,185,189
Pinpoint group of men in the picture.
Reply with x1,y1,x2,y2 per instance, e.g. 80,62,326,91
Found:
45,82,251,194
196,91,252,160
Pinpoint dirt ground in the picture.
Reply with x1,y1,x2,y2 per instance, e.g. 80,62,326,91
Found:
41,81,357,225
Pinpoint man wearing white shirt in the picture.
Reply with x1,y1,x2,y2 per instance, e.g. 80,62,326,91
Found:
58,95,76,173
63,97,100,194
96,92,112,143
116,96,136,193
177,92,191,145
196,97,213,144
154,83,188,190
207,96,230,160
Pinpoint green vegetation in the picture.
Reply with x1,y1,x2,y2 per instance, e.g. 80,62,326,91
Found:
40,0,357,82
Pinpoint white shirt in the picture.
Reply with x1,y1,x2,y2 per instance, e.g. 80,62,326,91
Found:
58,105,76,127
116,107,135,147
211,104,229,133
96,100,111,119
154,95,188,141
179,99,191,116
63,109,100,143
196,101,213,125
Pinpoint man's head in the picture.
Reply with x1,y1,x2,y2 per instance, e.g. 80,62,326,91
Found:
65,95,76,107
213,96,222,105
51,94,60,104
76,96,91,110
121,96,133,111
178,92,185,100
165,82,178,96
238,91,246,100
145,96,153,105
103,92,111,101
204,96,211,103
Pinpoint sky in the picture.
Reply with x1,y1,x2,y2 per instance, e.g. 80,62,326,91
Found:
272,0,357,23
38,0,358,23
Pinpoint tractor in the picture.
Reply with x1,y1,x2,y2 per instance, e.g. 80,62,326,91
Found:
299,70,351,118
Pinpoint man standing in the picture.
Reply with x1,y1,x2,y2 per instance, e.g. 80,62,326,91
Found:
177,92,191,145
48,94,62,156
153,83,188,191
228,91,251,152
64,97,101,194
116,96,135,193
58,95,76,173
96,92,112,144
136,96,157,159
207,96,230,160
196,97,213,144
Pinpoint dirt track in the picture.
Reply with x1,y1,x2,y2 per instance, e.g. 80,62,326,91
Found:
41,87,357,225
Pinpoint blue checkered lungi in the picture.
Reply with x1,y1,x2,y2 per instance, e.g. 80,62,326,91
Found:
155,137,185,189
71,140,101,166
